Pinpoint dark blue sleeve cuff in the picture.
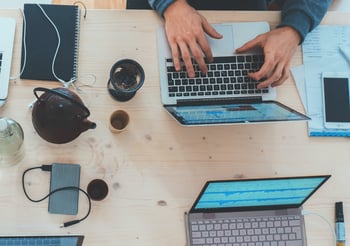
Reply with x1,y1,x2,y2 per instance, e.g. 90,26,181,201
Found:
277,10,313,43
148,0,175,16
278,0,331,43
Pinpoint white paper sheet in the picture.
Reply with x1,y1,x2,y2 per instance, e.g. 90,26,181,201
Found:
294,25,350,136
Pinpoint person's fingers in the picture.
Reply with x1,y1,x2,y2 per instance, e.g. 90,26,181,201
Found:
271,64,290,88
168,41,182,71
236,34,263,53
256,62,288,89
194,34,211,74
196,35,213,65
249,49,275,82
191,47,208,75
176,41,195,77
202,20,223,39
197,18,222,66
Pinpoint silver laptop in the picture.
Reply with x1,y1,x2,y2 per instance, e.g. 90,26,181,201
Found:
0,17,16,107
185,175,331,246
157,22,309,126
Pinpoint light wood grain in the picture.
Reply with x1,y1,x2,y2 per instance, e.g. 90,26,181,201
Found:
52,0,126,9
0,9,349,246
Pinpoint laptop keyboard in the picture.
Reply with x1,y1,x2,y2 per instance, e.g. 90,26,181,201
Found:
166,55,269,98
190,215,303,246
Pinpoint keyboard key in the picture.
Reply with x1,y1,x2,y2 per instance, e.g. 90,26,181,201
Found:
192,238,205,244
289,220,301,226
286,240,303,246
237,56,245,62
168,87,178,93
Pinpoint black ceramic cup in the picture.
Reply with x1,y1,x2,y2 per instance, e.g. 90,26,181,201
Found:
107,59,145,102
87,179,109,201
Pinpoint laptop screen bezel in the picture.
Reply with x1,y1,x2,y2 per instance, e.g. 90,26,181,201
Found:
164,100,310,126
189,175,331,213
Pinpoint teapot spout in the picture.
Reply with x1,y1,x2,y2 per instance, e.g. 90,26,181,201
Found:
81,120,97,132
90,122,97,129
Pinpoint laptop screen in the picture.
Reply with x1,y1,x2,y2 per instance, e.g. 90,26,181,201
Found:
190,175,330,213
0,235,84,246
165,101,309,126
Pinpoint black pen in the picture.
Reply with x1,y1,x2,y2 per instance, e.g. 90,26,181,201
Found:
336,201,346,246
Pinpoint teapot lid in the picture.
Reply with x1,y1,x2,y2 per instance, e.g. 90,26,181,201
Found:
34,87,91,118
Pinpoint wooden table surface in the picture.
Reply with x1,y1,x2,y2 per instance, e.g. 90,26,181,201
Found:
52,0,126,9
0,9,349,246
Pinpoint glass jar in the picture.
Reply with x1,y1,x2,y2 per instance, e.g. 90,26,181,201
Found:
0,117,24,167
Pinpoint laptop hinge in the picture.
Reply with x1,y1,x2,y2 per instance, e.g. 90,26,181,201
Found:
176,97,262,106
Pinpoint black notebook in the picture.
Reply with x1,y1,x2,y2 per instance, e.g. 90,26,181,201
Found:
21,4,80,82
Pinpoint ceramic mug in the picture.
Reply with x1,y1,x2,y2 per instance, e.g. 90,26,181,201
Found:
109,110,130,133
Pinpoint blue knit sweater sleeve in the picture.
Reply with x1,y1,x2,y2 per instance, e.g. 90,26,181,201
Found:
148,0,175,16
148,0,331,41
279,0,331,42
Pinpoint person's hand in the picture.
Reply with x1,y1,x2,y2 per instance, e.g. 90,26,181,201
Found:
163,0,222,77
236,26,301,89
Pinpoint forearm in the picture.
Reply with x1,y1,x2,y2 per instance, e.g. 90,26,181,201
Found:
148,0,176,16
278,0,331,42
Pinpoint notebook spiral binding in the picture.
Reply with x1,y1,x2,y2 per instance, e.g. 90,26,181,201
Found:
72,6,81,82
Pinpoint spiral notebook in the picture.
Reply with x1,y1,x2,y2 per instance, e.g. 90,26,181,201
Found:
20,4,80,82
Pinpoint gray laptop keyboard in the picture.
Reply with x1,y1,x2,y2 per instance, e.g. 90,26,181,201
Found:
166,55,269,98
190,215,303,246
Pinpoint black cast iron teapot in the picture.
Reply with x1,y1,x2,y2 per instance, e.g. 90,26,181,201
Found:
32,87,96,144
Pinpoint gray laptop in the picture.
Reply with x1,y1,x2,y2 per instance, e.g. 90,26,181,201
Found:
185,175,330,246
157,22,309,126
0,17,16,107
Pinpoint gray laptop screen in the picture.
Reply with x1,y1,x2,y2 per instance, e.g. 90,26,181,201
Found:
165,101,309,125
191,176,330,212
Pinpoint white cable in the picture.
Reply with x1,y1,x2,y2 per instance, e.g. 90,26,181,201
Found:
302,209,337,246
35,4,76,87
15,4,97,109
12,4,75,86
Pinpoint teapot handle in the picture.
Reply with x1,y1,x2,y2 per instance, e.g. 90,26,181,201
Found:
33,87,91,117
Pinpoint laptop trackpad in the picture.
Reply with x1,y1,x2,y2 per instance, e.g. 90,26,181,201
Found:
206,24,234,56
